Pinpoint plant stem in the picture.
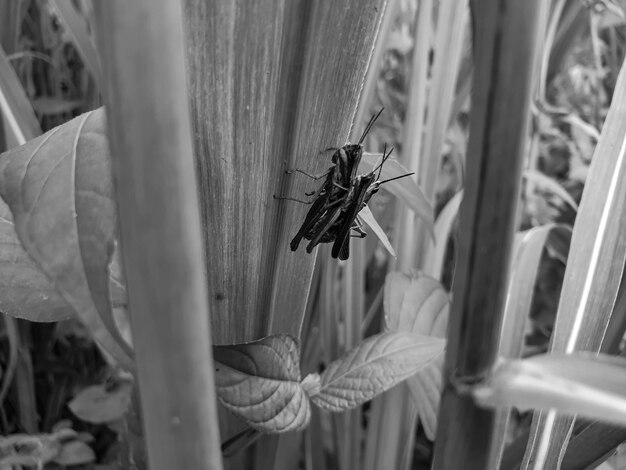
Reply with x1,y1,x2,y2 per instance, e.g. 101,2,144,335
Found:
431,1,546,468
94,2,223,469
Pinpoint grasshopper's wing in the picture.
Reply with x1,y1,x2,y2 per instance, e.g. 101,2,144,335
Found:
290,190,330,251
331,178,375,260
331,196,365,260
304,203,345,253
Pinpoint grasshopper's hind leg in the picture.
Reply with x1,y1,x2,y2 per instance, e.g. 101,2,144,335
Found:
273,194,312,205
285,167,332,180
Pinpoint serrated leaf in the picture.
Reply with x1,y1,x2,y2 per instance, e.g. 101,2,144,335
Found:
213,334,310,433
69,381,133,424
0,198,72,321
0,109,133,369
54,440,95,465
474,353,626,427
310,331,445,412
384,271,449,439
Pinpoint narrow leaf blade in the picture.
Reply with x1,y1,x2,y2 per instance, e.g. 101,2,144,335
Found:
361,152,434,233
475,354,626,427
358,205,396,258
523,53,626,470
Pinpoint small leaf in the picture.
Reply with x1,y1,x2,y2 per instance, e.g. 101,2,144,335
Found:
213,334,310,433
384,271,449,439
473,353,626,426
69,381,133,423
358,205,396,257
310,331,445,412
361,152,434,234
54,440,95,465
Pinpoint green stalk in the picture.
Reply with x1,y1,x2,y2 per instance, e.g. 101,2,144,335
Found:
94,2,223,469
431,1,546,468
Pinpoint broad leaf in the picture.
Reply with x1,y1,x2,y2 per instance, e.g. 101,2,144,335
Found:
384,271,449,439
213,334,310,433
0,198,71,321
0,109,133,369
474,353,626,427
68,381,133,424
309,331,445,412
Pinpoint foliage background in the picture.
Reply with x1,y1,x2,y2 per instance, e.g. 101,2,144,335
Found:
1,0,626,469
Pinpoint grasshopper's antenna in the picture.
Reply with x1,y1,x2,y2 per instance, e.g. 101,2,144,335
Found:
357,108,384,145
371,145,395,178
378,172,415,186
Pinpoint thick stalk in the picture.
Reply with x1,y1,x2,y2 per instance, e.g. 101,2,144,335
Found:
431,1,546,468
94,2,223,469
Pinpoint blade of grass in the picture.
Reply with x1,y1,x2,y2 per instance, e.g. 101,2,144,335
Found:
353,0,399,132
412,0,468,267
93,1,223,469
520,51,626,470
364,2,433,469
488,224,565,469
431,1,547,468
424,189,463,279
267,0,388,338
14,322,37,433
50,0,103,90
0,315,18,412
336,241,365,470
602,265,626,354
391,0,432,268
366,1,469,468
0,45,41,144
0,0,24,53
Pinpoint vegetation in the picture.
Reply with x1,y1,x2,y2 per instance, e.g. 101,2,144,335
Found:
1,0,626,469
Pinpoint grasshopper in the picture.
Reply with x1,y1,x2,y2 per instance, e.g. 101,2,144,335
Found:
302,145,413,260
277,110,411,259
279,110,382,249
